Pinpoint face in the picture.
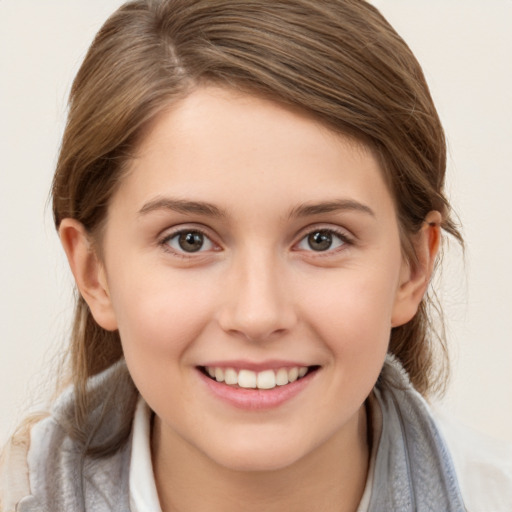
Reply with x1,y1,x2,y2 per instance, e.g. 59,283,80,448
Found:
91,86,416,472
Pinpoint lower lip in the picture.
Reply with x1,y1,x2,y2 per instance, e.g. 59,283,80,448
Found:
198,369,317,410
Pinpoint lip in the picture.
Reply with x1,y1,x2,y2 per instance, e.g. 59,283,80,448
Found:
200,359,310,372
197,364,319,411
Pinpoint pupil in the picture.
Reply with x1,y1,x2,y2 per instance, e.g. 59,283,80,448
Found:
308,231,332,251
179,232,204,252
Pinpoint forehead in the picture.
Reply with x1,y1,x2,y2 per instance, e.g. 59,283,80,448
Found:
114,86,394,220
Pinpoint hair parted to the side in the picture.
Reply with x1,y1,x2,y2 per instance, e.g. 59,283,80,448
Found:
52,0,462,452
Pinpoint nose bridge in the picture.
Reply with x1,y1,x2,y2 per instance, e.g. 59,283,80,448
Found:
218,245,295,341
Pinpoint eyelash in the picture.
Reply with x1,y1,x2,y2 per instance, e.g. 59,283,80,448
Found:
158,226,353,258
294,227,353,255
159,227,217,258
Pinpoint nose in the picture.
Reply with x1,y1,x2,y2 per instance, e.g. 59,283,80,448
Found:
217,249,297,342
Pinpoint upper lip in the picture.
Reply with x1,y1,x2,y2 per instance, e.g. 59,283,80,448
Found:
198,360,315,372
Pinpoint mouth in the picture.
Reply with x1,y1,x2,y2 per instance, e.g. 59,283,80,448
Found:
199,365,320,390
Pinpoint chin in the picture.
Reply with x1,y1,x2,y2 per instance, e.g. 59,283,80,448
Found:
216,451,302,473
203,435,311,473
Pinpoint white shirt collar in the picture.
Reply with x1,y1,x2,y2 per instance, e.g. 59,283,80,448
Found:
128,395,380,512
129,396,162,512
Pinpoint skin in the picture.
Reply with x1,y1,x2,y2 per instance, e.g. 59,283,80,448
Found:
60,86,440,512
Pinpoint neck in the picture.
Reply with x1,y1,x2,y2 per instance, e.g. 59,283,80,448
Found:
152,406,370,512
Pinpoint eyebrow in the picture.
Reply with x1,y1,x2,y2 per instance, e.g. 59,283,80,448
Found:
288,199,375,219
138,197,226,218
138,196,374,220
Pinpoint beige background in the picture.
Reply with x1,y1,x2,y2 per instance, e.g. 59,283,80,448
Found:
1,1,511,445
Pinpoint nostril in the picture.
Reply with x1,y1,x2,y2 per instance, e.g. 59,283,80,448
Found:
216,270,297,341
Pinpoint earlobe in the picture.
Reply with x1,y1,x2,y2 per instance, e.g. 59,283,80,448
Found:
59,219,118,331
391,211,442,327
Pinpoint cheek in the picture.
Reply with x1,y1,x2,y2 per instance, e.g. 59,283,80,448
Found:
107,268,216,360
106,270,219,413
300,268,399,361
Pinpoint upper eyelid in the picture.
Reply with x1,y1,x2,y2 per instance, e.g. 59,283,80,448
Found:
157,223,354,250
159,226,220,255
159,223,216,241
291,226,355,254
293,224,354,242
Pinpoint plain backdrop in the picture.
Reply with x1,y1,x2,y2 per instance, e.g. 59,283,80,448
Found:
1,1,511,446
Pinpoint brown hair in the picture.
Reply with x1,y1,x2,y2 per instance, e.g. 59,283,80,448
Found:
52,0,462,450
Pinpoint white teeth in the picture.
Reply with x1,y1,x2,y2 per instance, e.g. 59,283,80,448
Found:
257,370,276,389
224,368,238,385
288,367,299,383
275,368,289,386
205,365,311,389
238,369,257,388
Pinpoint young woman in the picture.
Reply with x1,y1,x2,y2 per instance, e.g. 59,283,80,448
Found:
1,1,510,511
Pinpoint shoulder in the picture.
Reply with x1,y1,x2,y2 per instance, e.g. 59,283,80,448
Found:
0,427,31,511
375,356,512,511
1,360,138,511
434,408,512,512
0,411,54,511
0,412,79,512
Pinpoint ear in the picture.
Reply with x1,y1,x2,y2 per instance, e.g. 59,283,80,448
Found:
59,218,118,331
391,211,442,327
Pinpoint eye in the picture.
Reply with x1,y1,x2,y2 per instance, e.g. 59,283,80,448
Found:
163,230,215,253
296,229,348,252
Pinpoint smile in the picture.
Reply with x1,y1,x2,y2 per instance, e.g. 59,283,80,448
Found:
201,366,318,390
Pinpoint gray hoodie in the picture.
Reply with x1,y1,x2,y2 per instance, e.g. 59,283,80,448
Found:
1,356,468,511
